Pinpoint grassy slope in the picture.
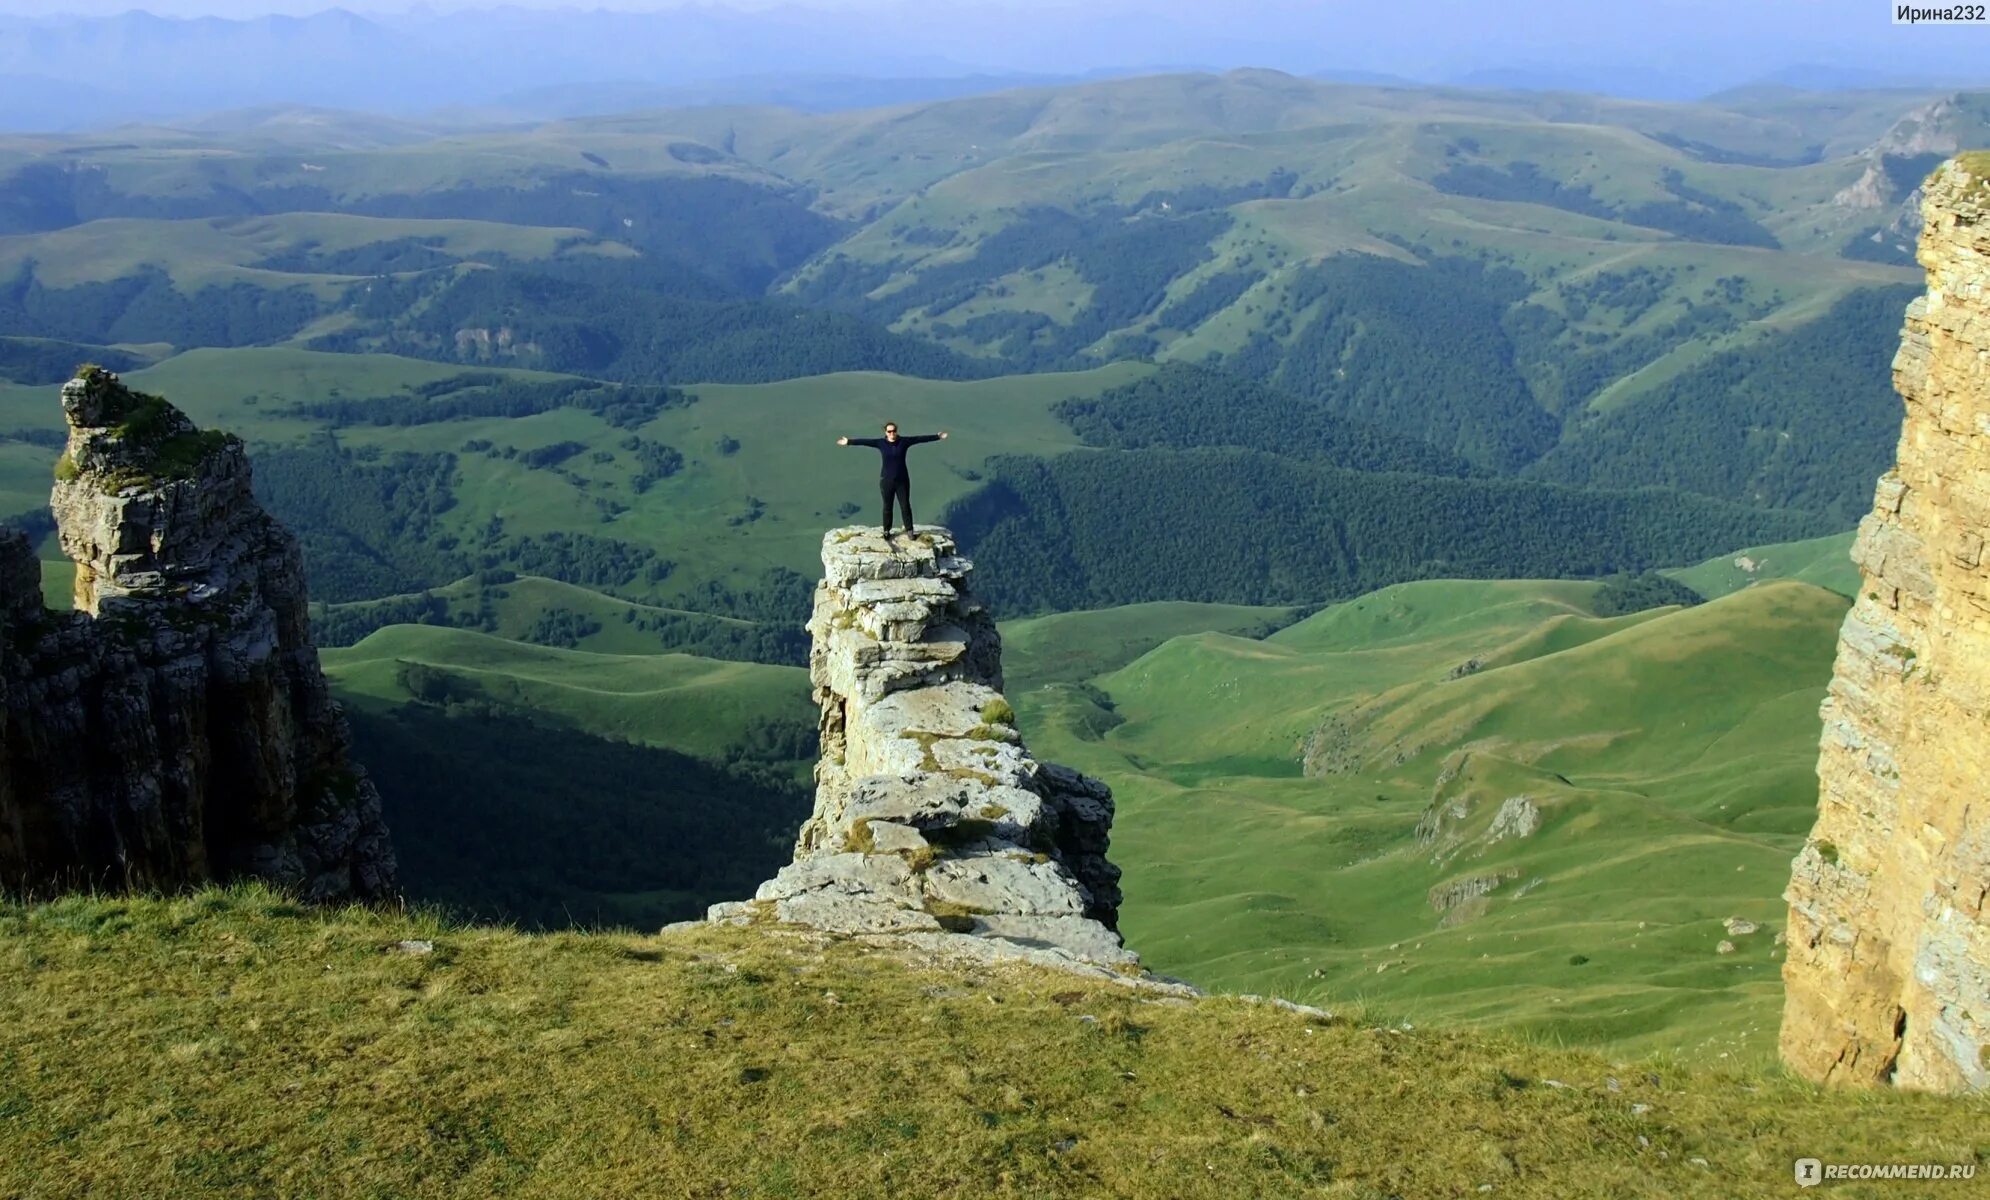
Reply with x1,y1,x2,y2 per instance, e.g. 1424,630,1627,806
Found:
322,625,806,762
0,117,779,206
318,572,768,654
0,349,1150,601
629,365,1144,592
782,82,1917,401
0,213,628,291
1663,530,1860,599
1,888,1982,1200
1015,579,1849,1062
652,72,1890,215
1000,600,1302,689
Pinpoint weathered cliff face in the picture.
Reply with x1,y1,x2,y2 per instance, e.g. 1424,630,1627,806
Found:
1782,158,1990,1093
0,368,396,902
690,527,1129,968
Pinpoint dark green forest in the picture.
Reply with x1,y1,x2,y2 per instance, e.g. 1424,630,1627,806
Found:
317,257,990,383
0,265,322,348
1529,286,1919,522
0,337,145,385
253,441,674,605
1592,572,1705,616
252,442,468,603
286,373,693,430
796,204,1240,369
1219,254,1558,470
944,448,1831,614
1054,362,1479,477
1431,158,1780,248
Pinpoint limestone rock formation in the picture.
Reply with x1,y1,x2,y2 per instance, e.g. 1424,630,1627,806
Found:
0,368,396,901
1781,158,1990,1093
687,526,1130,969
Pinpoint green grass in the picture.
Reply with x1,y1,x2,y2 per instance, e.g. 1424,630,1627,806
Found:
1000,600,1301,690
412,354,1139,597
780,80,1917,384
1014,578,1848,1063
318,573,767,656
322,624,806,763
0,350,1151,606
1663,531,1860,599
0,887,1982,1199
0,213,631,292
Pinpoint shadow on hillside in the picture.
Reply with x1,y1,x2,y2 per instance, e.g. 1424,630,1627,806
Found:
347,705,810,932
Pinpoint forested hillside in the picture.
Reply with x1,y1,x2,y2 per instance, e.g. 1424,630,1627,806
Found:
945,447,1829,613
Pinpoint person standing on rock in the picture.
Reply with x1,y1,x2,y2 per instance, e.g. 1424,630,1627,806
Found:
836,422,948,539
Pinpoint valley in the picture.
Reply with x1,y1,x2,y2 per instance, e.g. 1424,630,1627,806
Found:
0,69,1963,1062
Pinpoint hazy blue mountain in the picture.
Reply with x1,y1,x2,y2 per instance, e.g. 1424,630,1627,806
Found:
5,3,1990,132
485,73,1090,121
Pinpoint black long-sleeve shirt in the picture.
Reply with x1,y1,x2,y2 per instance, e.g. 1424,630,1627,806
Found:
846,434,939,481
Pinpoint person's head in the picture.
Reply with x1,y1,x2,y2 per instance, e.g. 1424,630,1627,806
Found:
883,421,899,441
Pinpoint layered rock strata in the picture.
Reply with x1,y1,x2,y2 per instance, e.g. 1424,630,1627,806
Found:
692,527,1130,968
0,368,396,901
1781,158,1990,1093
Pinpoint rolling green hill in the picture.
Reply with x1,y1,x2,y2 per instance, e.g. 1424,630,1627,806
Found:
295,526,1867,1058
323,624,807,759
0,72,1945,593
9,345,1821,633
0,350,1148,614
1013,578,1848,1062
0,71,1938,468
1663,530,1860,599
313,546,1865,1056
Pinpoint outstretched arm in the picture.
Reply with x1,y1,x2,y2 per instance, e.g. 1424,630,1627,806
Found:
904,432,948,445
839,436,882,447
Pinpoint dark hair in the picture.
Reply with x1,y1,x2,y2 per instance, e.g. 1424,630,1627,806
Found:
883,420,898,430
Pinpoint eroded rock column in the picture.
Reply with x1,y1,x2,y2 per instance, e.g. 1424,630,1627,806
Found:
1781,158,1990,1093
0,368,396,902
702,527,1128,967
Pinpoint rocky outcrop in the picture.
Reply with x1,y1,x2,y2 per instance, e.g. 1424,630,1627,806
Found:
1781,158,1990,1093
684,527,1130,969
1828,96,1990,260
0,368,396,902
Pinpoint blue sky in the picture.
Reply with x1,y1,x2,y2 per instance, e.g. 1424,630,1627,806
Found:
2,1,1985,94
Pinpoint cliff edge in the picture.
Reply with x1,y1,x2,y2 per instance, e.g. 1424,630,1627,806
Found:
681,527,1135,973
1781,157,1990,1093
0,368,396,901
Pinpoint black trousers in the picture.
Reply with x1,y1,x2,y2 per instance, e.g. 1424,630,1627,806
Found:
880,475,913,532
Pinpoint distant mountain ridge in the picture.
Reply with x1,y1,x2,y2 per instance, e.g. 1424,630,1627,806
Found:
3,5,1988,130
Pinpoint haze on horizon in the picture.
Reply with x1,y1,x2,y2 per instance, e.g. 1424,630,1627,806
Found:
2,0,1988,131
3,0,1990,96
